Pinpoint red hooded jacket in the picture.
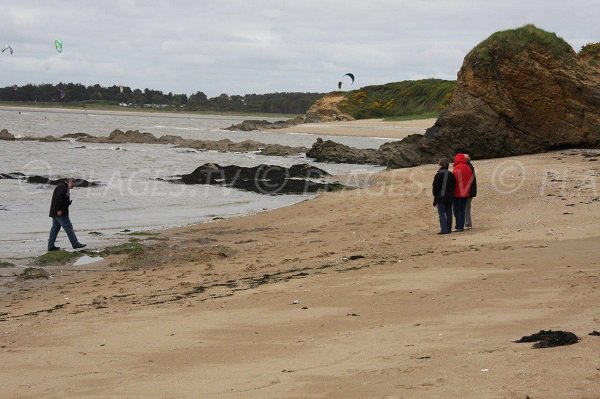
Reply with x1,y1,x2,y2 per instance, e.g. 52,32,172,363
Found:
453,153,474,198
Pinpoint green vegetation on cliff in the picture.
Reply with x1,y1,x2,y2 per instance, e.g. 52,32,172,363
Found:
339,79,455,119
466,24,574,66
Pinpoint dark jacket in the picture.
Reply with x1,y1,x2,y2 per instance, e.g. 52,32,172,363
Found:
453,153,474,198
432,167,455,205
467,161,477,198
49,180,71,217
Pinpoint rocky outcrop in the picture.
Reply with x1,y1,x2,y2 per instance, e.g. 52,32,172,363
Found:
382,25,600,167
80,129,159,144
304,93,354,123
0,131,64,142
306,138,386,165
62,133,94,139
73,130,306,155
309,25,600,167
0,172,25,179
0,129,15,140
177,163,342,194
226,93,354,132
226,116,304,131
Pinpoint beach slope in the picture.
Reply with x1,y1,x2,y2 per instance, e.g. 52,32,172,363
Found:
0,123,599,397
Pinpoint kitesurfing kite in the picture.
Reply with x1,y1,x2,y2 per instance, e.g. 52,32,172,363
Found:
2,45,13,54
57,88,65,100
54,39,63,53
337,73,355,89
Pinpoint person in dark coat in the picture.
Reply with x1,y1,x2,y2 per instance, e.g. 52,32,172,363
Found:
432,158,456,234
452,153,474,232
47,178,86,251
464,154,477,229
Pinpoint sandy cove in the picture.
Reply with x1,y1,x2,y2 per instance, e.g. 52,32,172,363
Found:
277,118,437,139
1,138,600,397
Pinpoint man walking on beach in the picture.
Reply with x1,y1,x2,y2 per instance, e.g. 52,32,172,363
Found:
452,153,474,232
432,158,456,234
48,178,86,251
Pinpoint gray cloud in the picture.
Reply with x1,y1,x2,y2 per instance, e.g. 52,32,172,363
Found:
1,0,598,96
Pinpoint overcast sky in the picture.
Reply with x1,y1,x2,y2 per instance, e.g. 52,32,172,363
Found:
0,0,597,97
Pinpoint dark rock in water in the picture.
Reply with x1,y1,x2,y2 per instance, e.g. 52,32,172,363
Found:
0,172,25,179
80,129,159,144
18,267,50,280
178,163,341,194
259,144,308,156
225,116,305,131
37,135,63,142
514,330,579,348
0,129,15,141
62,132,93,139
307,138,387,165
26,176,100,187
18,135,64,142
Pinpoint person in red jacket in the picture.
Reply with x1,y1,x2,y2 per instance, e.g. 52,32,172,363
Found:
452,153,474,231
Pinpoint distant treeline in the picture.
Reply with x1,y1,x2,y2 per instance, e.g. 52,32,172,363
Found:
0,83,324,114
340,79,455,119
0,79,457,118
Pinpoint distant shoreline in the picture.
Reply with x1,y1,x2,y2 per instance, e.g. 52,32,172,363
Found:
0,104,296,120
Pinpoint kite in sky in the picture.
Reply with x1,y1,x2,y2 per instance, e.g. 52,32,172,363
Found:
2,45,13,54
55,39,63,53
337,73,355,89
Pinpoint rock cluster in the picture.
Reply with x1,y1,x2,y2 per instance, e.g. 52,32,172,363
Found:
177,163,342,194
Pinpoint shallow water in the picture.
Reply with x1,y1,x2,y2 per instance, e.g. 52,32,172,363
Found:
0,107,396,149
0,109,386,259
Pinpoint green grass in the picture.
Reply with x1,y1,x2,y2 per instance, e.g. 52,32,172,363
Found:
34,250,82,266
18,267,50,280
99,242,145,256
465,24,574,66
339,79,454,120
0,261,15,268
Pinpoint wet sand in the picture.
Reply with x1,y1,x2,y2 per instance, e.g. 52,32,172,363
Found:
1,120,599,398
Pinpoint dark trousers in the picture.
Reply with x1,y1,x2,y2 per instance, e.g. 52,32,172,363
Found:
48,215,80,249
436,202,453,234
453,198,468,230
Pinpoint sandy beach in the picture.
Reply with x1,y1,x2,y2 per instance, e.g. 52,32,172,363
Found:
1,120,599,398
278,118,436,139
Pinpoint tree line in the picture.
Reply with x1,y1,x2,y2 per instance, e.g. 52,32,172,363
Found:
0,82,324,114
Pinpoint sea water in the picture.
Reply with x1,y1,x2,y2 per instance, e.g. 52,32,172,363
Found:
0,108,388,259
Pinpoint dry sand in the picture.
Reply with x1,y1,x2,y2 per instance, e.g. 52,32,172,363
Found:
1,120,599,398
277,118,436,139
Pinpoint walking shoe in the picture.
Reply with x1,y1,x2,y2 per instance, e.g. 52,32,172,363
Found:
48,246,61,251
73,243,87,249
